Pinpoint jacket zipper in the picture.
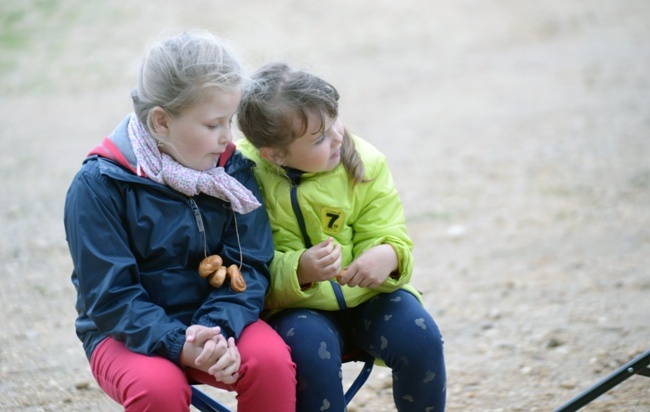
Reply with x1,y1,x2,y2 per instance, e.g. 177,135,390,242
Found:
189,198,207,257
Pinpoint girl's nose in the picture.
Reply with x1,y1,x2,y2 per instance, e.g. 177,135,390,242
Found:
219,127,233,145
333,130,343,146
332,119,344,144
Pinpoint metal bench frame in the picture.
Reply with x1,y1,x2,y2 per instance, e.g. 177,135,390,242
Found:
554,349,650,412
191,355,375,412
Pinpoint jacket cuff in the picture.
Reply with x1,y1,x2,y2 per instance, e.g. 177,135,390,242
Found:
161,328,187,367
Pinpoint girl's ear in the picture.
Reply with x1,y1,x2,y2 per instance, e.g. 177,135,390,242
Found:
150,106,170,136
259,147,284,166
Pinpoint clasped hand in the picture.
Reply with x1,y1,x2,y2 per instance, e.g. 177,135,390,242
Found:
181,325,241,384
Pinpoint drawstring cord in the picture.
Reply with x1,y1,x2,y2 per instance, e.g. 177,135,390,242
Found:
232,208,243,271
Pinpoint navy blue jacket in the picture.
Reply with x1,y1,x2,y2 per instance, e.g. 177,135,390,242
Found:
64,116,273,365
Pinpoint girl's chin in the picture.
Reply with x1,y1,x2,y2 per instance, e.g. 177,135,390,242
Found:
194,162,217,171
326,158,341,170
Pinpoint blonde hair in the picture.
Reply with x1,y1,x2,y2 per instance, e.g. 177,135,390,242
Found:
237,62,367,184
131,29,245,138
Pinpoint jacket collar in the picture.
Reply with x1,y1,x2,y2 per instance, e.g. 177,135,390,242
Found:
87,114,236,175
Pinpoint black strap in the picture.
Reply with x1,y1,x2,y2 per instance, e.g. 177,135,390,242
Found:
286,168,313,248
285,167,347,309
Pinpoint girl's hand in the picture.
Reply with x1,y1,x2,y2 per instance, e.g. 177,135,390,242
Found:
297,238,342,284
181,325,228,373
338,244,398,288
208,337,241,384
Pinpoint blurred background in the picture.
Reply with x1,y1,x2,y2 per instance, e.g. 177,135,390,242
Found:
1,0,649,410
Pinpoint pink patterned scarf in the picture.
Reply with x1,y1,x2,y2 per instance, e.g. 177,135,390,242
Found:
126,113,260,214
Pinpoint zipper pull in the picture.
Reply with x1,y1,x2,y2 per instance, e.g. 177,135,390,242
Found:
189,199,205,233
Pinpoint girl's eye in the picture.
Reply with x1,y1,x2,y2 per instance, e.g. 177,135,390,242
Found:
315,134,326,144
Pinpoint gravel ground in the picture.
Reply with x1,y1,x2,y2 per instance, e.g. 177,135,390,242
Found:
1,1,649,411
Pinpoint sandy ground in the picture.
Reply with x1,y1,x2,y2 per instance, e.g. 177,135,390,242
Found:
1,1,649,411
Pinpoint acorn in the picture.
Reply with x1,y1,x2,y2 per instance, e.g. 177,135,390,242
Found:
209,266,227,288
336,269,345,284
226,264,247,292
199,254,227,287
198,255,223,278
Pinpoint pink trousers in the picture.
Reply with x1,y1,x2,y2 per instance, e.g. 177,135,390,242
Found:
90,319,296,412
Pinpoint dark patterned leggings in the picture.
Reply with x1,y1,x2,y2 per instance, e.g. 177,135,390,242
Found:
269,289,446,412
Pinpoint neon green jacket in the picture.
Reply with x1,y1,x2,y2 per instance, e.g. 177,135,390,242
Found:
237,135,422,312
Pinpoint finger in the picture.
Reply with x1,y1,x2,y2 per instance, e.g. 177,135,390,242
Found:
185,325,199,342
209,338,239,376
326,238,337,252
194,326,221,345
229,372,240,383
194,340,216,366
345,269,361,287
358,276,373,288
211,356,235,377
334,247,343,268
217,372,239,385
186,324,215,341
211,338,237,367
217,375,234,385
335,267,346,283
212,358,241,383
338,264,354,284
321,253,335,267
313,237,333,250
329,243,342,265
313,238,335,258
196,334,226,366
215,362,240,382
227,337,237,349
228,337,241,365
332,245,341,264
326,261,342,280
320,244,340,267
209,353,233,376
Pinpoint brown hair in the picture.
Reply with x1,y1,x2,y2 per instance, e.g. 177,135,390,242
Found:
237,62,367,184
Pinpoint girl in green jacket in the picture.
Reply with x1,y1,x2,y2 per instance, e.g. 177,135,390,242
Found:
237,62,446,412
